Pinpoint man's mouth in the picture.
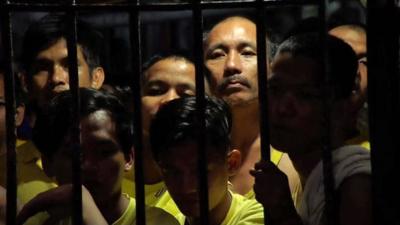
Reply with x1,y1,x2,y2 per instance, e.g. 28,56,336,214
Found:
52,85,69,93
218,75,250,94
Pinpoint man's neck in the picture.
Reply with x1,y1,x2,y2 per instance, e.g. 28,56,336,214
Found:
288,149,322,187
230,101,260,152
142,135,163,184
97,192,130,224
229,101,261,195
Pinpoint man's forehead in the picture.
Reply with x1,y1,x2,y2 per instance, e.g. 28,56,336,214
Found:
145,60,196,84
207,17,256,46
35,38,84,60
271,55,321,84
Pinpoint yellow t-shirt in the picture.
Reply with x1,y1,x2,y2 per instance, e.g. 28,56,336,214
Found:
122,169,181,218
56,196,179,225
114,196,136,225
176,192,264,225
0,140,56,204
345,133,370,150
0,140,56,225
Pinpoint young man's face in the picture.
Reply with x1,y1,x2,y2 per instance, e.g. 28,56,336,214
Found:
158,141,229,217
204,17,258,107
53,110,132,203
141,58,197,135
268,53,325,154
29,38,104,110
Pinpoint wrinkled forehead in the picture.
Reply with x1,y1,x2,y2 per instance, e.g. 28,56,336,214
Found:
206,18,257,48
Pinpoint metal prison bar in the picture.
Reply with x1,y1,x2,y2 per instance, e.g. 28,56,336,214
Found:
0,0,398,225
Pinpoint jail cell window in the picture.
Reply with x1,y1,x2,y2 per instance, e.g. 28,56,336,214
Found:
1,0,399,225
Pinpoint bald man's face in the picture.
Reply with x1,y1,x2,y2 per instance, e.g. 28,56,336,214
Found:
204,17,259,107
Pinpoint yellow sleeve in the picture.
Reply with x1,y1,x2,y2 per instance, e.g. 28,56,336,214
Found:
222,193,264,225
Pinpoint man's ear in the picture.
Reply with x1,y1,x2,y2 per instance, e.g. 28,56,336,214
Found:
15,104,25,127
227,149,241,176
90,67,105,90
124,147,134,172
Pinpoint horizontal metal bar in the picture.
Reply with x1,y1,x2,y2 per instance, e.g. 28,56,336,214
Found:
1,0,317,12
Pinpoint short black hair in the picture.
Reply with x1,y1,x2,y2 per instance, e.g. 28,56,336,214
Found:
33,88,133,158
21,13,104,80
275,33,358,99
150,96,232,162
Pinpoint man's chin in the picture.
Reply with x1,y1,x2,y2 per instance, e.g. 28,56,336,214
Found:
179,206,200,218
223,95,258,107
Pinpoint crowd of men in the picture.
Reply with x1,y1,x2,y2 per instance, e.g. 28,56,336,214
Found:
0,11,371,225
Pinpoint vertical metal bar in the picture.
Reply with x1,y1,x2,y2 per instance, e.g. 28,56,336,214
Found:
255,0,270,172
318,1,339,225
192,1,209,225
368,1,400,224
0,2,18,224
129,1,146,225
255,1,271,225
65,4,83,225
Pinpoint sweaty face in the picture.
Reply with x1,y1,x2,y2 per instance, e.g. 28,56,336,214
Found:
205,17,258,107
53,110,132,203
159,141,229,218
29,38,95,110
268,53,325,155
141,58,197,135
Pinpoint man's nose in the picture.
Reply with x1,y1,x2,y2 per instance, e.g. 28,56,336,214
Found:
50,64,68,84
182,172,197,193
81,157,98,173
160,90,179,105
273,92,297,117
224,51,243,76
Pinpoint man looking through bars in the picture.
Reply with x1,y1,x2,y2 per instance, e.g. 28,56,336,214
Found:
203,15,298,199
150,96,264,225
17,88,179,225
117,52,210,217
252,33,372,225
329,24,369,149
14,13,106,208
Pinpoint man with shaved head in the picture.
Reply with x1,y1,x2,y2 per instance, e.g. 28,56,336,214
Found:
204,15,298,199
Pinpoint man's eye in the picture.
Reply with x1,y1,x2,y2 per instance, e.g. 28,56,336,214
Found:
208,51,225,59
296,91,321,101
145,87,166,96
242,50,256,57
30,61,52,75
99,148,116,157
268,85,283,96
180,90,195,97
